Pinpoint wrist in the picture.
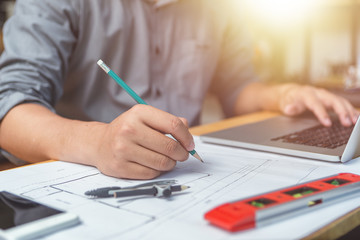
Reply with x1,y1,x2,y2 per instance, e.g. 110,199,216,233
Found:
54,120,107,167
260,83,300,112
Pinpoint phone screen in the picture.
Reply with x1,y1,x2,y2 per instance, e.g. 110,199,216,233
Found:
0,191,63,230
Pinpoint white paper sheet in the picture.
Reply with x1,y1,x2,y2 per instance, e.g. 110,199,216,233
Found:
1,136,360,240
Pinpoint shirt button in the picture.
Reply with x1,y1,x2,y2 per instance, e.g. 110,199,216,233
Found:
156,88,161,97
155,46,160,55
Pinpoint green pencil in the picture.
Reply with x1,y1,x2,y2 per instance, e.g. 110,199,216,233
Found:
97,59,203,163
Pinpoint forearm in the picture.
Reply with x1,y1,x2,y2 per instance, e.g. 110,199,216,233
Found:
233,82,290,115
0,103,106,165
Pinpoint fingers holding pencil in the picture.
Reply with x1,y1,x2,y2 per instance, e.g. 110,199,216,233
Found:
134,105,196,153
95,105,194,179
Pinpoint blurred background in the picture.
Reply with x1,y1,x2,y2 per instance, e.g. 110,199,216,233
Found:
244,0,360,89
204,0,360,124
0,0,359,124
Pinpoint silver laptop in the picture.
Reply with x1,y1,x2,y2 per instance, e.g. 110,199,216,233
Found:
200,115,360,162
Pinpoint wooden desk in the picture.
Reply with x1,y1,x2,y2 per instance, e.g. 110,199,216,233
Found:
0,111,359,239
190,111,279,136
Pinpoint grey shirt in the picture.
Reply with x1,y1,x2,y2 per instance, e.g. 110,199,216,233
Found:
0,0,257,127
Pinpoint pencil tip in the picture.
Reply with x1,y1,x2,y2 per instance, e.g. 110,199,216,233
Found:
192,152,204,163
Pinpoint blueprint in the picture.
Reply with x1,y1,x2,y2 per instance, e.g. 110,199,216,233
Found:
1,136,360,240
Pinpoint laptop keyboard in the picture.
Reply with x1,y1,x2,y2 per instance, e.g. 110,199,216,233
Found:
271,121,354,149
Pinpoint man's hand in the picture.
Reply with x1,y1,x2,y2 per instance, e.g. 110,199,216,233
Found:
278,84,358,127
235,82,359,126
94,105,194,179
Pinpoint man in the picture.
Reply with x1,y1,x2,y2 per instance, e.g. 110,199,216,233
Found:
0,0,358,179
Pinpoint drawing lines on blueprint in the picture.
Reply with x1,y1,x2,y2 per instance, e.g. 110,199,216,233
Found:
21,173,99,199
296,166,319,184
2,162,98,194
116,159,276,239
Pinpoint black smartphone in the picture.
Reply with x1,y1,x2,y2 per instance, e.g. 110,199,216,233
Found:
0,191,80,240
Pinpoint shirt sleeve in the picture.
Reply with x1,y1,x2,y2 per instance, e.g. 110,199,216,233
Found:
210,3,259,117
0,0,79,120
